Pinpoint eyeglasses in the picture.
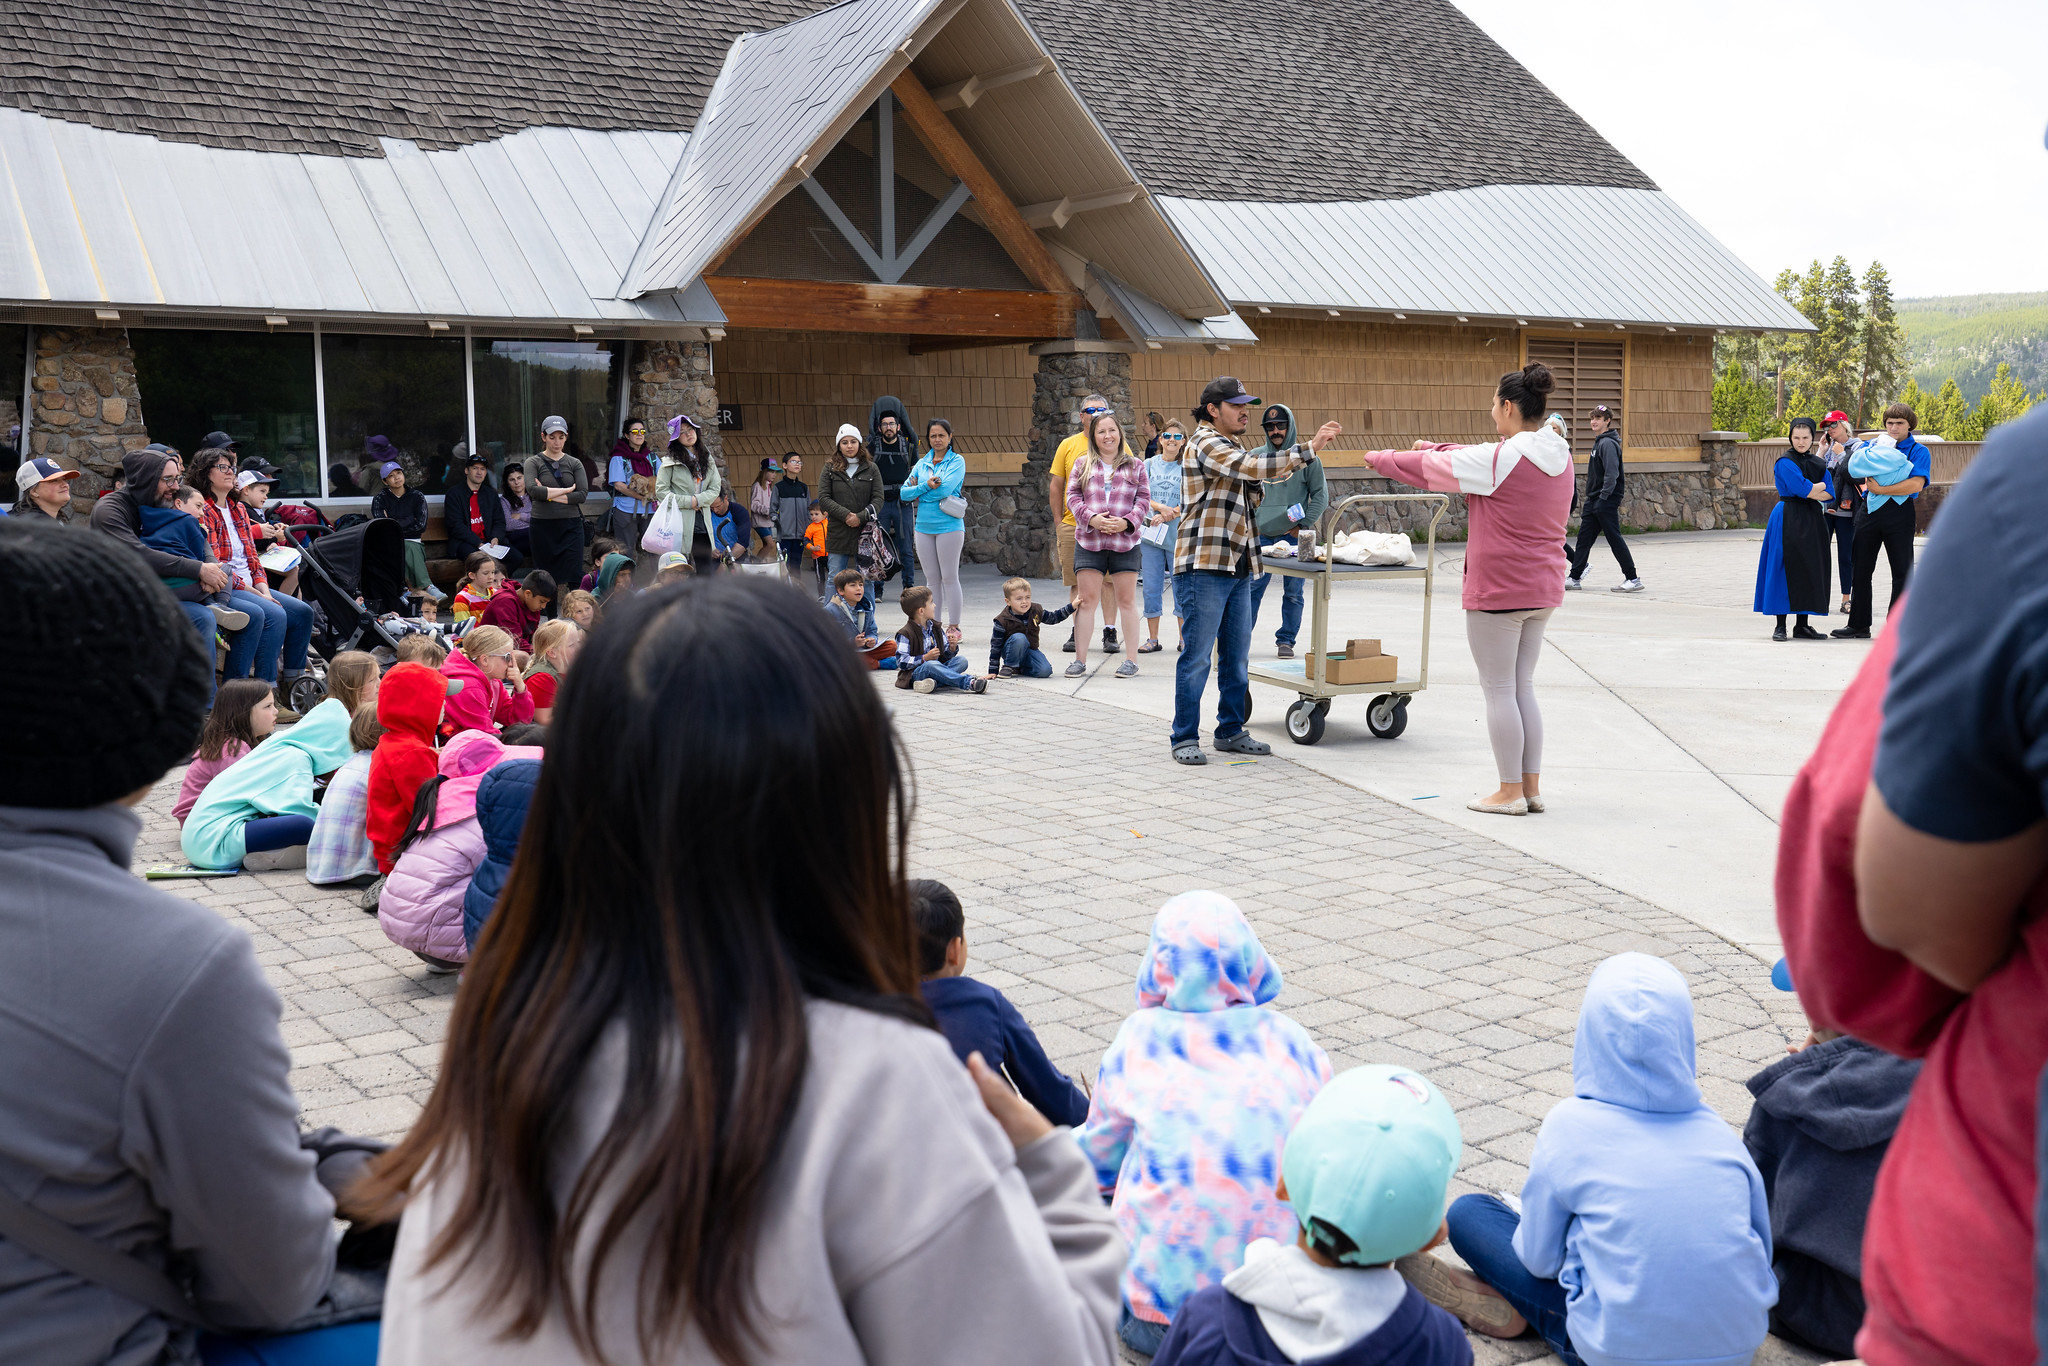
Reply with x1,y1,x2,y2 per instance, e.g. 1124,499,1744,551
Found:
1081,406,1110,416
484,651,513,661
1159,433,1186,441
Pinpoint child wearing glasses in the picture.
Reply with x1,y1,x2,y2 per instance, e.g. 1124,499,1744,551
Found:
1141,420,1187,651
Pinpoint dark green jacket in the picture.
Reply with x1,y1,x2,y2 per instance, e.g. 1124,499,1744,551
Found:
1252,403,1329,537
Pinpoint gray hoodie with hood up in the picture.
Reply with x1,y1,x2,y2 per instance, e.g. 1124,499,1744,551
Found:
88,448,206,582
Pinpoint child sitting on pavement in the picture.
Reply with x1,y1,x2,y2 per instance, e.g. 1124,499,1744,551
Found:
139,484,250,628
895,585,986,693
1153,1064,1473,1366
826,567,895,668
450,551,503,623
1430,952,1776,1366
1742,966,1920,1360
1079,890,1333,1357
913,878,1090,1128
989,575,1075,678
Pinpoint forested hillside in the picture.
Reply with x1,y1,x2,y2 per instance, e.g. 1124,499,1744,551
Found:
1898,292,2048,403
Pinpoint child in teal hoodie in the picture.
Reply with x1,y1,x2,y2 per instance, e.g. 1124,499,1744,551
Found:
1440,953,1775,1366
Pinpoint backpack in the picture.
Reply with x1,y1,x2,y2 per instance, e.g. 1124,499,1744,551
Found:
857,504,897,582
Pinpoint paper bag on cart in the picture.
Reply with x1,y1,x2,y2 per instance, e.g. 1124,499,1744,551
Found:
1344,638,1383,658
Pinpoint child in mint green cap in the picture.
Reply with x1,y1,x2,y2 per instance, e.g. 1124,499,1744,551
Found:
1149,1065,1473,1365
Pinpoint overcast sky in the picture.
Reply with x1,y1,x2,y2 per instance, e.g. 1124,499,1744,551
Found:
1450,0,2048,299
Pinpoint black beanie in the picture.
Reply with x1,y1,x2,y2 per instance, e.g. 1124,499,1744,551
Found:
0,519,211,808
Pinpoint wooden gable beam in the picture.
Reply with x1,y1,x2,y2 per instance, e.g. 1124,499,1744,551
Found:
705,277,1077,338
888,69,1080,301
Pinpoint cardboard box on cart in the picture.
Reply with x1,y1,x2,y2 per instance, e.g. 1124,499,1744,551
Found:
1303,650,1398,685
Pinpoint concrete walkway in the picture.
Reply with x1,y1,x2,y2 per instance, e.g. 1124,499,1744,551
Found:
927,528,1901,962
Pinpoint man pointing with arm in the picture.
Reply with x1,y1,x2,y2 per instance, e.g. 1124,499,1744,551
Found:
1170,377,1340,765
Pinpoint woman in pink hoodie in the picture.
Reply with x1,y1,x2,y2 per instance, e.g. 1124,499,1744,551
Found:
1362,362,1572,816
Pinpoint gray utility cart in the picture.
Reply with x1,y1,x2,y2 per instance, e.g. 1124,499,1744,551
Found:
1246,492,1450,746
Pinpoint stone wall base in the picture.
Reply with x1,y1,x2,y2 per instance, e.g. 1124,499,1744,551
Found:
30,327,150,514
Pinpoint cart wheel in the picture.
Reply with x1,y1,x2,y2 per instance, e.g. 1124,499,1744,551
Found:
1366,693,1409,739
1312,697,1332,719
1285,698,1326,745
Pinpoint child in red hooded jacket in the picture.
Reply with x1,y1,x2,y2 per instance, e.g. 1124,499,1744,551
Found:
367,662,448,874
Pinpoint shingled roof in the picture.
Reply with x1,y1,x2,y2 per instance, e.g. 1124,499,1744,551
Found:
5,0,1653,202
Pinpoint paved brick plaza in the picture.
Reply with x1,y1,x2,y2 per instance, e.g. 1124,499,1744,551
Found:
138,672,1823,1364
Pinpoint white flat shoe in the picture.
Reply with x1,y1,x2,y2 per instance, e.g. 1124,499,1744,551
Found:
1525,796,1545,813
1466,797,1528,816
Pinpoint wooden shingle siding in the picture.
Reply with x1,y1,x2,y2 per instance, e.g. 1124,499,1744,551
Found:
1626,335,1715,451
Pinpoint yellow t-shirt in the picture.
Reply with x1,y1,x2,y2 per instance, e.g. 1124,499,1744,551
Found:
1050,430,1090,527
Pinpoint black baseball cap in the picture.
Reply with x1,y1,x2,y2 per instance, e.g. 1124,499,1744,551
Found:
1196,377,1260,414
238,455,280,479
198,430,237,451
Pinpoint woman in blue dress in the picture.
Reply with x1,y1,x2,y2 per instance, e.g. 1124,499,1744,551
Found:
1753,417,1833,640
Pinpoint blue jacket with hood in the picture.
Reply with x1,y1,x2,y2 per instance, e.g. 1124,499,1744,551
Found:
463,758,541,951
1514,953,1775,1366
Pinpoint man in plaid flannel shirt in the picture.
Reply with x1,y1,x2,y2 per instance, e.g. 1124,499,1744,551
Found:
1171,377,1341,764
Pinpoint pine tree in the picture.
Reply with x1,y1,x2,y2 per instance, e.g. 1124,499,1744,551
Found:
1713,362,1782,439
1920,378,1969,438
1778,258,1864,419
1957,363,2039,439
1855,262,1908,426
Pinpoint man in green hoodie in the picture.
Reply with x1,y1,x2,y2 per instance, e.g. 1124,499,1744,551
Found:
1249,404,1328,659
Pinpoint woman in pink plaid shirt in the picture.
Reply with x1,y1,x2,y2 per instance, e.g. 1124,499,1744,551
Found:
1065,412,1151,679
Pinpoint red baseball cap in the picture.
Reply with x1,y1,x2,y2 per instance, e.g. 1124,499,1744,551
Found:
1822,410,1851,425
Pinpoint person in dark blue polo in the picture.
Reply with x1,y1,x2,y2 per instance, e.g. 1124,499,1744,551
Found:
1833,402,1931,639
912,879,1091,1128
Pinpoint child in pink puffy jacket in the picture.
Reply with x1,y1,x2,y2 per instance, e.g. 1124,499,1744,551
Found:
377,730,540,973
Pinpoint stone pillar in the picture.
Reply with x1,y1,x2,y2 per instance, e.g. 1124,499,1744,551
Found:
1003,342,1133,577
30,327,150,515
627,338,721,472
1698,432,1748,529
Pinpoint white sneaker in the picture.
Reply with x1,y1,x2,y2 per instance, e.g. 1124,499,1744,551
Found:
1563,578,1583,591
913,677,937,694
1612,579,1645,593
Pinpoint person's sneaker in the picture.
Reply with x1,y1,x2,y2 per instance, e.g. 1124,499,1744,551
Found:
1831,627,1871,639
968,676,988,694
998,664,1018,678
1396,1252,1526,1338
1115,660,1138,678
422,583,447,602
1103,626,1119,650
209,603,251,631
242,845,307,872
913,676,938,694
1276,642,1295,659
1064,660,1088,677
1611,579,1645,593
414,950,462,976
1564,577,1583,591
272,703,301,725
1062,634,1076,653
357,875,386,914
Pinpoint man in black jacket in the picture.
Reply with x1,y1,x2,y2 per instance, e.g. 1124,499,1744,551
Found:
868,395,917,593
87,445,246,702
1566,404,1645,593
443,447,521,572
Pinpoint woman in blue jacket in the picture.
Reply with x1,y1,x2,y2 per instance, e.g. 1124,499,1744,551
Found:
900,417,969,636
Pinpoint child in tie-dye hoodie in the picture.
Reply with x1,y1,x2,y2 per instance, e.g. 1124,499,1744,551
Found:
1078,890,1333,1355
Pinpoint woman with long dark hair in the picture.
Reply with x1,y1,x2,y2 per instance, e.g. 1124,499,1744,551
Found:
1361,362,1573,815
818,425,882,607
500,463,534,561
654,413,724,576
1753,417,1833,640
365,577,1120,1364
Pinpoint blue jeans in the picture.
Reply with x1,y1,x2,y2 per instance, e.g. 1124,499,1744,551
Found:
879,500,915,586
912,657,975,691
1140,538,1178,620
200,1320,379,1365
1446,1194,1584,1366
825,553,872,609
224,589,314,683
1249,571,1304,646
1002,633,1052,677
1118,1303,1168,1357
1171,570,1255,748
244,813,317,853
177,600,224,705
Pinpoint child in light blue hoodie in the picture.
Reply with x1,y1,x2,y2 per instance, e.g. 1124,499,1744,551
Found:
1438,953,1776,1366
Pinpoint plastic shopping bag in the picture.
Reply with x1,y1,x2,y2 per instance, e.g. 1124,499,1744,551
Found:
641,495,685,556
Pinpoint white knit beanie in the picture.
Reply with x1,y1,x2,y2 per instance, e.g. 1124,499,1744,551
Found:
835,423,861,448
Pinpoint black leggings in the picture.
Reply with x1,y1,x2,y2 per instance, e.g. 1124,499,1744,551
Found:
529,517,584,598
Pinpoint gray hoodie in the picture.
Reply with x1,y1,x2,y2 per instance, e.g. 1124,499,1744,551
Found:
0,802,336,1365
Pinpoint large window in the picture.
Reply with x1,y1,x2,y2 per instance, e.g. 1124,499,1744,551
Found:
472,339,623,485
0,325,24,502
320,333,468,496
130,330,321,496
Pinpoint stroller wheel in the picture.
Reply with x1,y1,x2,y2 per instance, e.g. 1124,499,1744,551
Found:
287,674,328,715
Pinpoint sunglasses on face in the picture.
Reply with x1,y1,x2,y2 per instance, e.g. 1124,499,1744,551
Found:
1082,406,1110,416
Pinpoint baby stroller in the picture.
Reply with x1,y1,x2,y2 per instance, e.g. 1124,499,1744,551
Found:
292,520,415,711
